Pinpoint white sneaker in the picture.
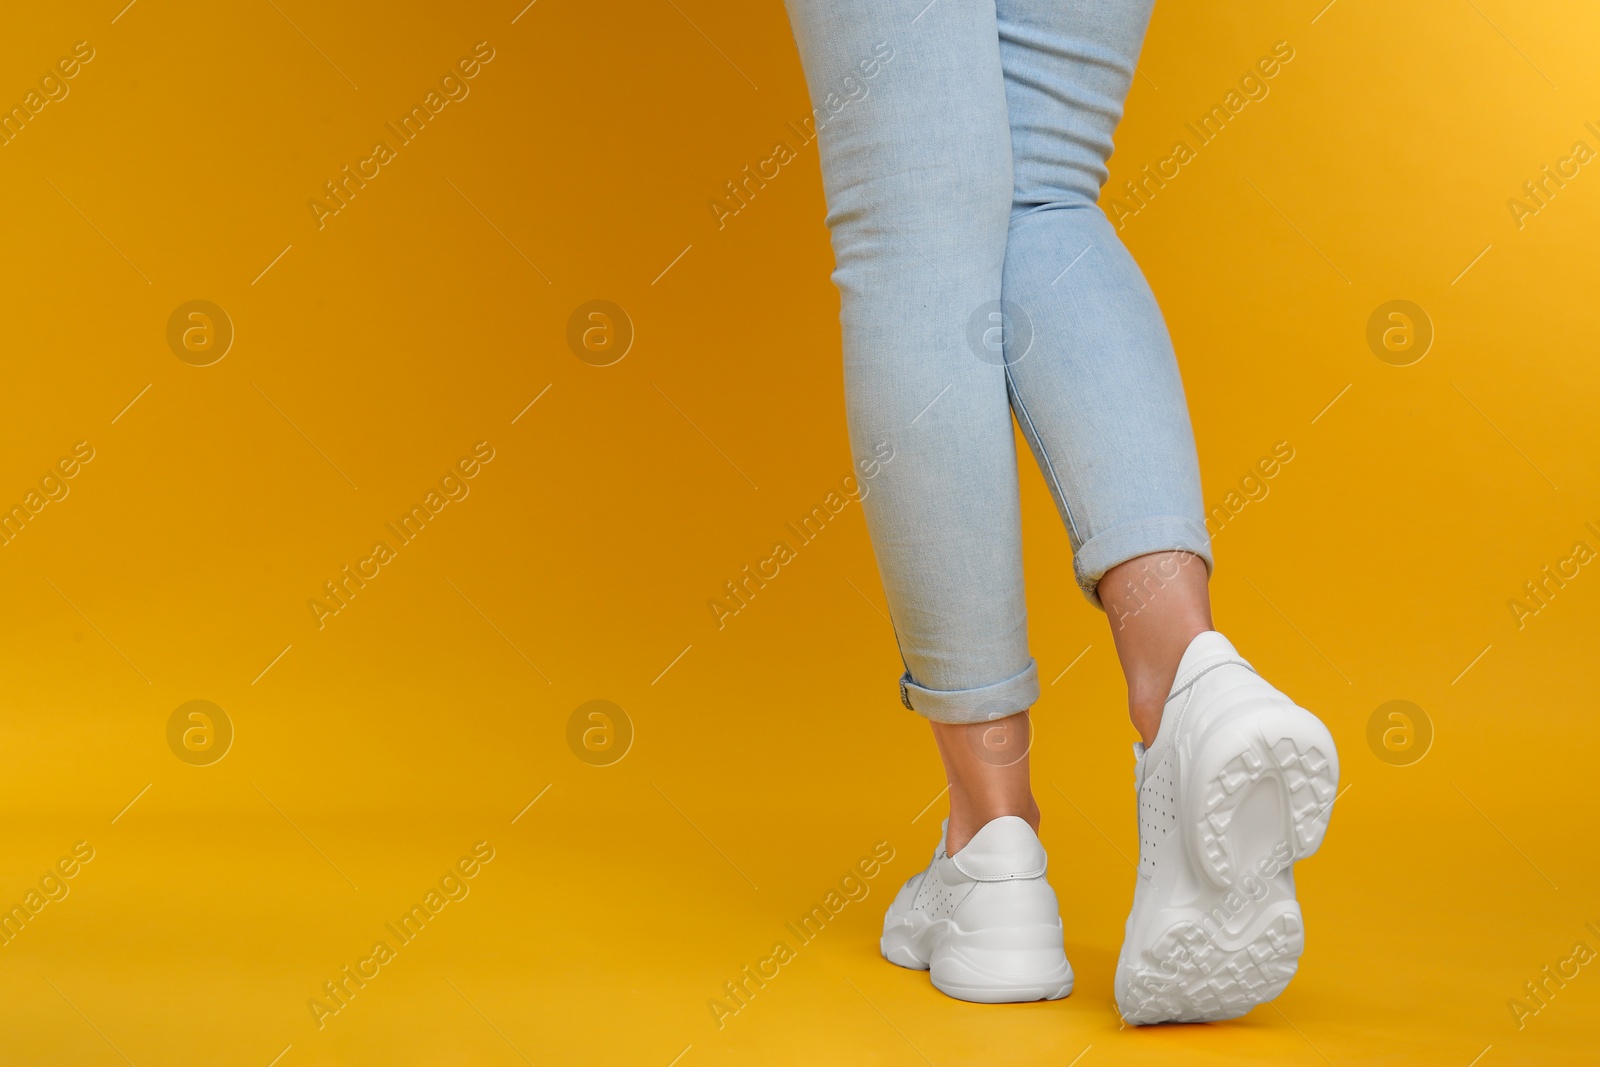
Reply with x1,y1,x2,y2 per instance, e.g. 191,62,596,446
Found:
1114,631,1339,1024
881,815,1074,1003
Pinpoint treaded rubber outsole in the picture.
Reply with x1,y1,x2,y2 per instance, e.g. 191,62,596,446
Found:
1195,719,1338,886
1117,705,1338,1025
1118,907,1304,1024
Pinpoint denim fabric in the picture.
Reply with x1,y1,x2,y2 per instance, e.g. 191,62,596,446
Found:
784,0,1211,724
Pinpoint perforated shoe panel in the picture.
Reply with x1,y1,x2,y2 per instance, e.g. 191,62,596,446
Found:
911,864,971,920
1138,752,1178,879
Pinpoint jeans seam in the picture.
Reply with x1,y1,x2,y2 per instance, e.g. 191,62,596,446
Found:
1005,364,1084,545
884,601,916,710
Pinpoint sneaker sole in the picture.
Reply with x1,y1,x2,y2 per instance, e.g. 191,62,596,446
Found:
883,917,1075,1004
1117,699,1338,1024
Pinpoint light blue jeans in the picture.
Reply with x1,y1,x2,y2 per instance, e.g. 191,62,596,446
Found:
784,0,1211,724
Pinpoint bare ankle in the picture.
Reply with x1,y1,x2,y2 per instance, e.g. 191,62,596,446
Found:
1129,694,1165,748
946,794,1040,856
929,712,1039,855
1100,550,1212,749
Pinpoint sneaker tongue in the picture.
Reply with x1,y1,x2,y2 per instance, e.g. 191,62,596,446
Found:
1170,630,1239,695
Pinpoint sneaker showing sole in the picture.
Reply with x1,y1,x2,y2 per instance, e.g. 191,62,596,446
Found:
1114,631,1339,1025
881,815,1074,1004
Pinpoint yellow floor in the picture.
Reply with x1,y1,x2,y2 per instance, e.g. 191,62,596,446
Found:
6,681,1600,1067
4,0,1599,1063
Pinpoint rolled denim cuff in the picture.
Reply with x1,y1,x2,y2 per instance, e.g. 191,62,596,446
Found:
1074,515,1213,609
899,657,1040,724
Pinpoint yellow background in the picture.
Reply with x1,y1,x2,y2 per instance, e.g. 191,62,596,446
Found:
2,0,1597,1064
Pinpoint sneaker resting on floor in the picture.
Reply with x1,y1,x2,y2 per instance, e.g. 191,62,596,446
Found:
1114,630,1340,1024
881,814,1074,1003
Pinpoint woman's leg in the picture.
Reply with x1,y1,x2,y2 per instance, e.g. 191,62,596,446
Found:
991,6,1342,1024
783,0,1042,856
1100,550,1212,745
786,3,1077,1003
992,0,1214,739
929,712,1038,850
